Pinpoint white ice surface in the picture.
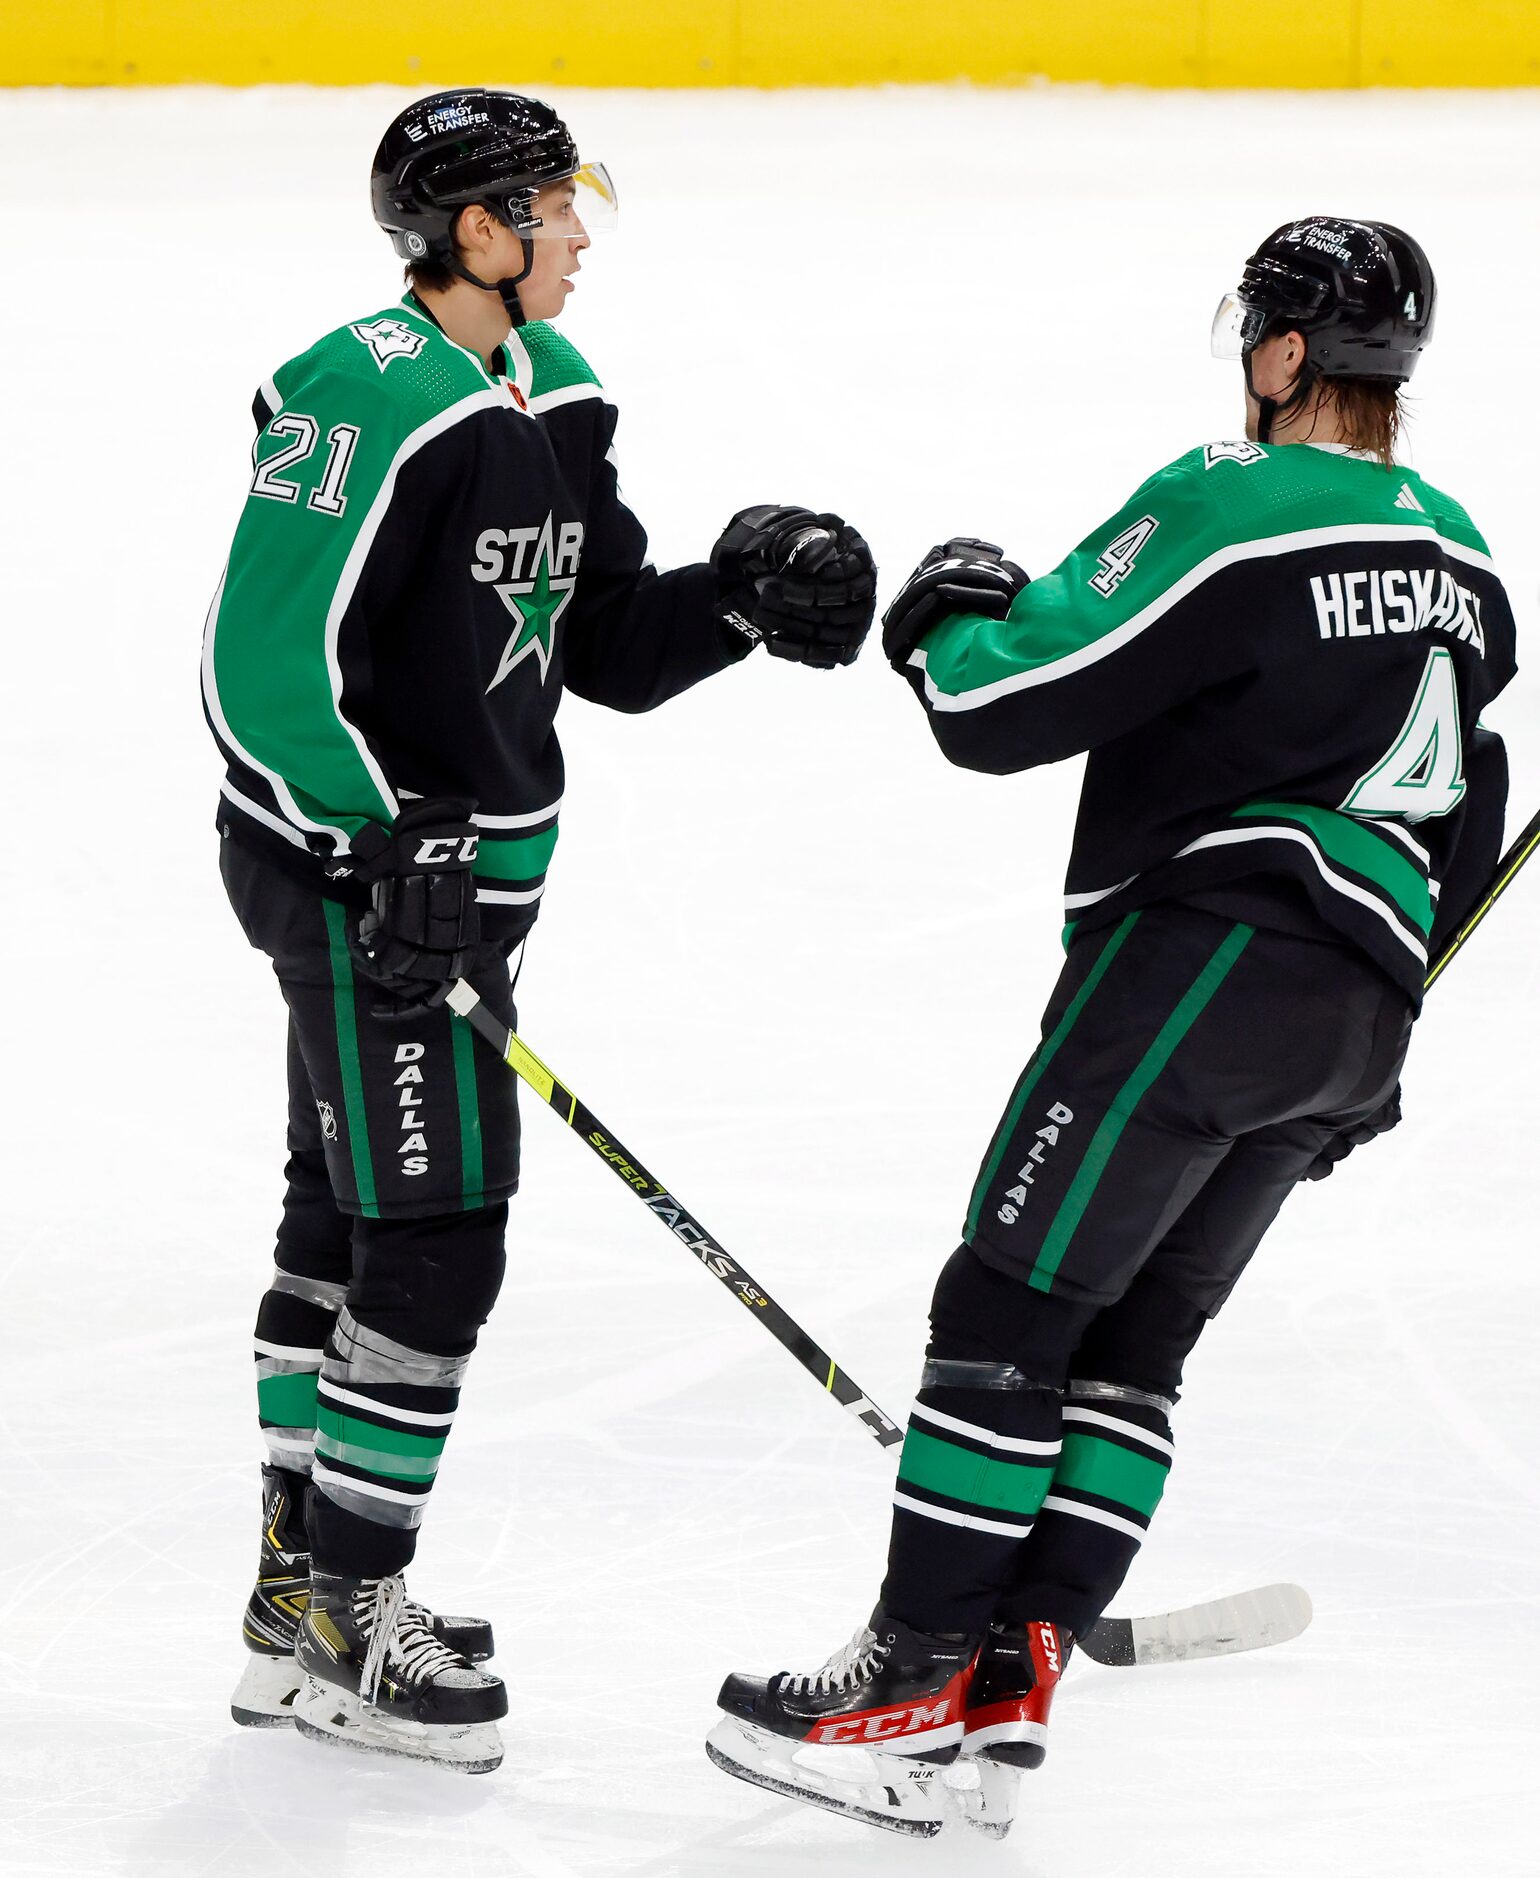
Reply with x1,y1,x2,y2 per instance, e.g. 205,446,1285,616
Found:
2,82,1539,1878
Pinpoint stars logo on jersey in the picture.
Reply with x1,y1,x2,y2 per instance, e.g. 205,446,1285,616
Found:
472,515,585,691
1204,441,1268,470
350,319,429,371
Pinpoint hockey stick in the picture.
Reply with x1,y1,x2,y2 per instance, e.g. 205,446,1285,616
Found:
1423,805,1540,990
1077,1582,1313,1668
444,981,903,1449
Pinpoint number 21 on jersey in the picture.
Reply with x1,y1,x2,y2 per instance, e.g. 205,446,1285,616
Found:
1343,646,1466,823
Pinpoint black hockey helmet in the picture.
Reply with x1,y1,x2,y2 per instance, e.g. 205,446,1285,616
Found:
1213,218,1435,439
370,89,615,326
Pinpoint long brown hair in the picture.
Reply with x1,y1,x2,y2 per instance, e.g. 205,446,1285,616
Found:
1314,378,1404,468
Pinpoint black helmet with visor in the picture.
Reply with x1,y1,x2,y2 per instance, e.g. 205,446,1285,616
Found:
1212,217,1435,440
371,89,617,327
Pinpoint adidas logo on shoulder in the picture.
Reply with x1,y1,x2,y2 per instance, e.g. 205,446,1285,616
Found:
1393,482,1425,512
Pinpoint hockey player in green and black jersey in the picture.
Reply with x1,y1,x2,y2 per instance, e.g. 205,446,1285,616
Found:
205,89,876,1772
706,220,1517,1837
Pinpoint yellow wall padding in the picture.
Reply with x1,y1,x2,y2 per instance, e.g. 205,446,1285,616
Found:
7,2,1540,88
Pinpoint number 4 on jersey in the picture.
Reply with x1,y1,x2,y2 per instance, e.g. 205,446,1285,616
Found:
1344,647,1466,823
1090,515,1159,596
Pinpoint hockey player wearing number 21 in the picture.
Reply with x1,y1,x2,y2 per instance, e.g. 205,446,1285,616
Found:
706,219,1517,1838
201,88,877,1774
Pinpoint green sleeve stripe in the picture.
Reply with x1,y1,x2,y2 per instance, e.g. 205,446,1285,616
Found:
475,827,560,880
316,1406,450,1460
450,1014,484,1209
257,1370,319,1428
965,913,1139,1241
1055,1431,1171,1519
209,384,508,846
897,1425,1055,1518
914,520,1497,714
1029,923,1253,1293
322,900,379,1215
1235,802,1433,930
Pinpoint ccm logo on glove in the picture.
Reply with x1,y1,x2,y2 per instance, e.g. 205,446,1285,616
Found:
413,834,480,867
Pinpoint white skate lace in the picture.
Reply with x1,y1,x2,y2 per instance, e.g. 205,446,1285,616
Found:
355,1576,467,1707
781,1624,890,1696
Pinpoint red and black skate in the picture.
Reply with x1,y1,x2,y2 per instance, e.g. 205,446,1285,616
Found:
951,1618,1072,1838
706,1608,981,1837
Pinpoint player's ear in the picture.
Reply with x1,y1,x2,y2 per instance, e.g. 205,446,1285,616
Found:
453,202,495,257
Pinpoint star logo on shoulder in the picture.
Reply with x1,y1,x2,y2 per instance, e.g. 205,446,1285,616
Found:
487,519,577,691
1204,441,1268,470
350,318,428,372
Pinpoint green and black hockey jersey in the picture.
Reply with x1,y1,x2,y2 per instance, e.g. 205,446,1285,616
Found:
898,441,1516,1002
202,294,747,939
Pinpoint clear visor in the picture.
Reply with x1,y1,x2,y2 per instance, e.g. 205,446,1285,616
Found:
517,162,618,238
1210,292,1268,360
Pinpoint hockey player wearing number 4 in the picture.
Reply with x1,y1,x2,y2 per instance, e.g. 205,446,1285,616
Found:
707,219,1517,1837
204,88,876,1774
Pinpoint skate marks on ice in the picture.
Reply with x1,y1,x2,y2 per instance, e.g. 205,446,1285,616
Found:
104,1730,588,1878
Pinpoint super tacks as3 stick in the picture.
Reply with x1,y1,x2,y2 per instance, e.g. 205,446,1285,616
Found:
444,980,903,1450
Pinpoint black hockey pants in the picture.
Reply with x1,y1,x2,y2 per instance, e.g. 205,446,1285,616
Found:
881,904,1413,1639
223,839,521,1576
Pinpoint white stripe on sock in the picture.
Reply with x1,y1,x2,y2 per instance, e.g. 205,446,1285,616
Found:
891,1490,1035,1539
1062,1405,1175,1461
311,1460,429,1508
316,1378,457,1429
1040,1494,1148,1543
910,1400,1061,1457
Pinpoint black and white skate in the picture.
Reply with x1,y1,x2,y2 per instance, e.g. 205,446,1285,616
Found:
231,1467,495,1730
293,1570,507,1773
705,1608,980,1838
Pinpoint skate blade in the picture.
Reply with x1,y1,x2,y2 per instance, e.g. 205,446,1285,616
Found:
946,1754,1021,1839
293,1676,503,1775
704,1717,944,1839
230,1652,303,1729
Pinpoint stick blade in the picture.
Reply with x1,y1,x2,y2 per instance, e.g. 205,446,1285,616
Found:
1080,1582,1313,1668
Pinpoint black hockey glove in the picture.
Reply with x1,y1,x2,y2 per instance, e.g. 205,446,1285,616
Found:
711,504,877,669
881,538,1030,669
1301,1087,1403,1182
330,798,481,1018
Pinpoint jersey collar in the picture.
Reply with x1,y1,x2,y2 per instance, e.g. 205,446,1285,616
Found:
1299,441,1386,464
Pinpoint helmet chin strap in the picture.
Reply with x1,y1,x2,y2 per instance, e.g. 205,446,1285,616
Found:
1244,348,1317,445
445,238,536,329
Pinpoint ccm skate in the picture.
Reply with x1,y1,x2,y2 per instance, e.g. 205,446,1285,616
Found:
948,1618,1071,1838
706,1607,980,1837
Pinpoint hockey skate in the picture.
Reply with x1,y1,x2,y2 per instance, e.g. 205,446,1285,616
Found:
705,1608,980,1838
231,1466,495,1731
948,1619,1071,1839
292,1569,508,1772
